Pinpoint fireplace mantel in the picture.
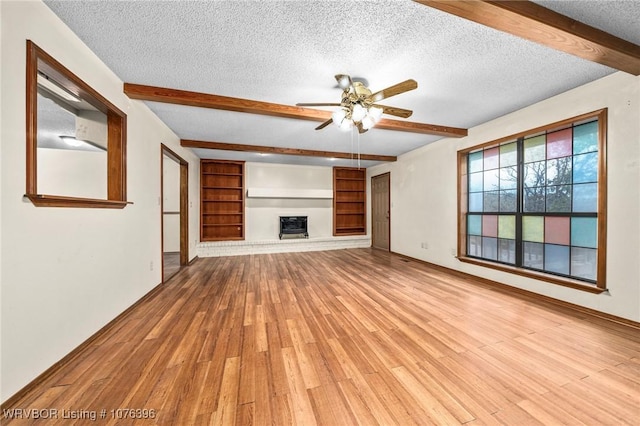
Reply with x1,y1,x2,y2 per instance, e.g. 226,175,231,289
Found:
246,187,333,199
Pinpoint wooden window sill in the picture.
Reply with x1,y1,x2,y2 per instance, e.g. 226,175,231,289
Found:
457,256,606,294
25,194,132,209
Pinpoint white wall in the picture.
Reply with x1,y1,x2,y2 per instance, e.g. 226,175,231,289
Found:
368,71,640,322
37,148,107,199
0,1,201,402
245,162,334,240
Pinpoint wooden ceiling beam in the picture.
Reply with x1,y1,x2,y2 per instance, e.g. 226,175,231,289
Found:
180,139,397,162
415,0,640,76
124,83,467,137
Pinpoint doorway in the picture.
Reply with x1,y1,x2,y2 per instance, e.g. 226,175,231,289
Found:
161,144,188,282
371,172,390,251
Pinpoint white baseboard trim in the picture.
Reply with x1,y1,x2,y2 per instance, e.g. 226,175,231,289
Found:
197,235,371,257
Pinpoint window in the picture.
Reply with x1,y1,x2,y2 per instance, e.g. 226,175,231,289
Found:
458,110,607,293
26,40,128,208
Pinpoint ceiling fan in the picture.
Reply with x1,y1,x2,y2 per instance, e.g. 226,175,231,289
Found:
297,74,418,133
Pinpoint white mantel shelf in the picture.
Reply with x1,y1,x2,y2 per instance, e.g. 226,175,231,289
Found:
198,235,370,257
246,187,333,199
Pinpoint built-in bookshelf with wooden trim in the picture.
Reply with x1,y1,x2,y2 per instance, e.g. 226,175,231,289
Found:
200,160,245,241
333,167,366,236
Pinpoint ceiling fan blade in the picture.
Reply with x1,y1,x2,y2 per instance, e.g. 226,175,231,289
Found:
369,79,418,102
296,103,342,107
335,74,353,90
372,104,413,118
315,119,333,130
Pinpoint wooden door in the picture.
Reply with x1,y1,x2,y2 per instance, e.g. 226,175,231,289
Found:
371,173,390,251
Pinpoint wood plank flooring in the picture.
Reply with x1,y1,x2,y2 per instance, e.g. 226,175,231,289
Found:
3,248,639,425
162,252,181,282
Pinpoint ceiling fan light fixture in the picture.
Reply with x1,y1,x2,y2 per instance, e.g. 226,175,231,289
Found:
337,75,351,89
351,104,367,122
361,115,375,130
332,108,347,124
369,106,383,121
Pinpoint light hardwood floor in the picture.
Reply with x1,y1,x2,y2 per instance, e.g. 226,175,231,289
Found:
3,249,639,425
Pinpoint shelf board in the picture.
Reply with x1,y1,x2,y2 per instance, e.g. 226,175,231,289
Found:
202,172,243,176
202,212,243,216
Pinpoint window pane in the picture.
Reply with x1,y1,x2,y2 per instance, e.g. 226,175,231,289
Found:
573,121,598,154
524,135,545,163
546,128,572,159
499,190,517,212
469,192,483,212
469,172,483,192
482,215,498,237
546,158,572,186
571,217,597,248
523,216,544,242
468,215,482,235
524,161,545,188
523,242,544,269
573,183,597,212
484,147,499,170
483,169,499,191
523,187,545,212
499,166,518,189
573,152,598,183
484,191,499,212
468,235,482,257
545,244,570,275
546,185,571,212
498,215,516,239
482,237,498,260
545,216,570,245
462,113,603,286
498,238,516,264
571,247,597,281
469,151,484,173
500,142,517,167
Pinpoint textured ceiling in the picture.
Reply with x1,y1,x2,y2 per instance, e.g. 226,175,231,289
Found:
43,0,640,167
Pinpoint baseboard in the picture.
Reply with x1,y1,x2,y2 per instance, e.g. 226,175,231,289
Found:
188,255,199,265
1,281,165,408
390,250,640,330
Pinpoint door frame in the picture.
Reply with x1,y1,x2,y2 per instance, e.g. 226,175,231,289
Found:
371,172,391,251
161,144,189,282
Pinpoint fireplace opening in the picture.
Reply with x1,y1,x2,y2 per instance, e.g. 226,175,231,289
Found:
279,216,308,239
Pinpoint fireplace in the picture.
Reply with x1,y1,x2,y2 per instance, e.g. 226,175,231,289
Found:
279,216,308,239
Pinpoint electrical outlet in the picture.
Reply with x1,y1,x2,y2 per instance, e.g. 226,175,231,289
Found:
150,261,154,271
421,242,429,249
451,248,457,256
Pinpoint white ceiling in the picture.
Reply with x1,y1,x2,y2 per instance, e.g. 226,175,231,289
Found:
43,0,640,168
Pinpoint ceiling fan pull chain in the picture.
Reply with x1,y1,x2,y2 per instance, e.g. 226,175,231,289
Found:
351,126,355,167
357,130,361,169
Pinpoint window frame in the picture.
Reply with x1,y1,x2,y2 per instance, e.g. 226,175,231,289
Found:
457,109,607,294
25,40,129,208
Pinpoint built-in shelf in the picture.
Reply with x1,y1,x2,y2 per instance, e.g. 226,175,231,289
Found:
246,187,333,199
333,167,366,236
200,160,245,241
